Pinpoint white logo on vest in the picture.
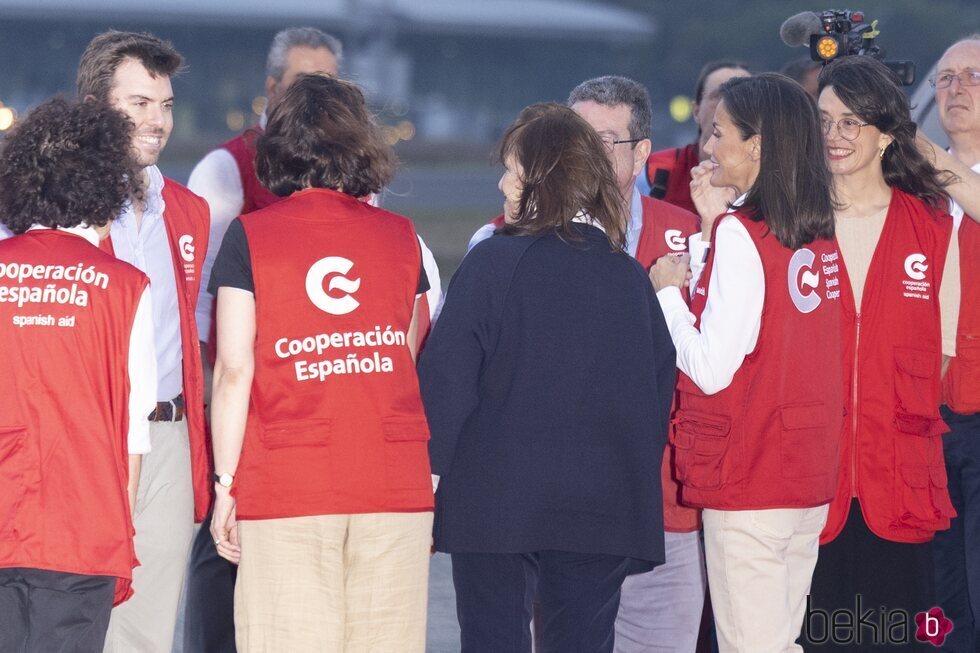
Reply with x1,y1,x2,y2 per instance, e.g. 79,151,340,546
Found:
904,253,928,281
305,257,361,315
788,248,822,314
664,229,686,252
178,235,195,263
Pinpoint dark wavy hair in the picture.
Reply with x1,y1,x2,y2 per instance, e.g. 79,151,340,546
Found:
498,103,627,251
818,57,952,211
256,73,394,198
0,97,142,234
77,30,183,102
718,73,835,249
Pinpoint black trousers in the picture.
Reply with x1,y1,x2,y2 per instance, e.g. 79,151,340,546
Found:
451,550,633,653
0,567,115,653
933,405,980,652
182,507,238,653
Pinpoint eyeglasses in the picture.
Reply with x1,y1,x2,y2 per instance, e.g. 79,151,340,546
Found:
600,136,642,152
929,71,980,89
822,117,870,142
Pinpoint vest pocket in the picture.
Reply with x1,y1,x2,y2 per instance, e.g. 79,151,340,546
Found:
947,336,980,413
894,347,939,416
895,464,956,530
0,426,27,540
382,417,431,490
671,410,731,490
259,418,332,449
779,402,832,479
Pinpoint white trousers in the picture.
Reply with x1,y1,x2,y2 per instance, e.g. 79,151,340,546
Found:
703,505,829,653
615,530,707,652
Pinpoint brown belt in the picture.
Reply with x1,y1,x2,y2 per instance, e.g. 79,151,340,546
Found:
149,394,184,422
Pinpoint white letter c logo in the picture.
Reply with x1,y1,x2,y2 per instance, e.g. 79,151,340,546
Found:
305,257,361,315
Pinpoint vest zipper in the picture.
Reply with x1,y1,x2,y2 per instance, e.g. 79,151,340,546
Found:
851,312,861,497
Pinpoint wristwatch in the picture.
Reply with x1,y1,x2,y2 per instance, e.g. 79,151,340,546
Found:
214,472,234,488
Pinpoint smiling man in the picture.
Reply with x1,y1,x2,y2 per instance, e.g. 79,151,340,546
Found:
76,30,211,653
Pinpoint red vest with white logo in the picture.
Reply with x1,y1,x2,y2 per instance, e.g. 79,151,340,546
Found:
101,178,212,523
219,133,436,353
221,126,280,214
236,187,434,519
672,213,843,510
644,144,700,215
0,230,148,605
822,190,955,544
943,213,980,414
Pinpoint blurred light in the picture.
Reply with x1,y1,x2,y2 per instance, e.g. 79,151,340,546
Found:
816,36,839,60
391,101,408,117
0,108,15,131
669,96,692,123
251,96,268,116
382,126,399,146
397,120,415,141
226,110,245,132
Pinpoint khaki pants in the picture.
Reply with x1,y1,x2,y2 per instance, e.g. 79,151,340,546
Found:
104,419,196,653
235,512,433,653
703,505,829,653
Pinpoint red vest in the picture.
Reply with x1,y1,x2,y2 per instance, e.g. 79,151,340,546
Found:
672,214,843,510
236,187,434,519
943,213,980,414
222,127,280,214
102,178,212,523
644,144,700,215
0,230,148,605
822,190,956,544
219,133,435,353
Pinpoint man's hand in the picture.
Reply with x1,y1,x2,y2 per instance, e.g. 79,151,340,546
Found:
649,253,692,292
690,161,737,238
210,486,241,564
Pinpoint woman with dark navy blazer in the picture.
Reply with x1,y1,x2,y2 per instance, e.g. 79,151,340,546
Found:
418,103,676,653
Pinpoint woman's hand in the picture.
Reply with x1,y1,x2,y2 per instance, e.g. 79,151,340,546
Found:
690,161,736,238
210,487,241,565
649,253,691,292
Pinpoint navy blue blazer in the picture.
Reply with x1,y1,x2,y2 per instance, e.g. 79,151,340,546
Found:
419,225,675,567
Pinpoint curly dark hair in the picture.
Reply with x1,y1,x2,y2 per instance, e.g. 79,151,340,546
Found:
0,97,143,234
818,57,952,211
256,73,394,198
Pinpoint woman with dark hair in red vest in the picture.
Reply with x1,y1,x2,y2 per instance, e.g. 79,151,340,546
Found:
650,74,842,652
805,57,960,651
0,98,156,652
207,73,433,652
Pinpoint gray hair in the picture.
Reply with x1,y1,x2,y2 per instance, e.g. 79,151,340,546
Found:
266,27,344,81
567,75,652,140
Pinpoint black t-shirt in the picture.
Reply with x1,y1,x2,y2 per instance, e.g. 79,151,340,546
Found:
209,218,430,297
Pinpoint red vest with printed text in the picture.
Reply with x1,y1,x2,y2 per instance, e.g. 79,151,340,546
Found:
672,213,843,510
101,178,212,522
0,230,148,605
486,198,701,532
822,190,955,544
236,187,434,519
943,213,980,414
220,131,435,352
221,127,280,214
644,143,700,215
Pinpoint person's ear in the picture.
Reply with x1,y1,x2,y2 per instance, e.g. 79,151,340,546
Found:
749,134,762,161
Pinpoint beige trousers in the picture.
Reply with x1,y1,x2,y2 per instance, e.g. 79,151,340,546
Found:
703,505,829,653
235,511,433,653
104,419,196,653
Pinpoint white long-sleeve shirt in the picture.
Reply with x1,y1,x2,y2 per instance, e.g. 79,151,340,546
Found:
656,215,764,396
